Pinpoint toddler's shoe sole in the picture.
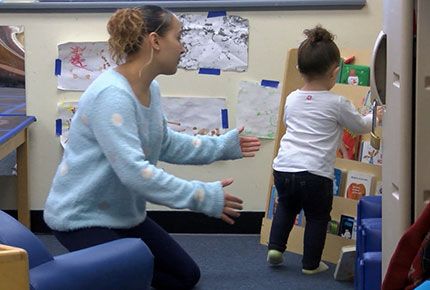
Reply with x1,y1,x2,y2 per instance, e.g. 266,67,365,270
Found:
302,261,329,274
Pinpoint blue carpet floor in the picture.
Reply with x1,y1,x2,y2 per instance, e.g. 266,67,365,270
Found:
37,233,354,290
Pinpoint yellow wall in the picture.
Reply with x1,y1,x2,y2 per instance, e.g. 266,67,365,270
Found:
0,0,382,211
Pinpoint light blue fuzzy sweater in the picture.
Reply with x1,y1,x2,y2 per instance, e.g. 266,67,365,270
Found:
44,69,242,231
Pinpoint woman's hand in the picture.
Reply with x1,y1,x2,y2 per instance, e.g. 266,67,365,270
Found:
237,126,261,157
220,178,243,225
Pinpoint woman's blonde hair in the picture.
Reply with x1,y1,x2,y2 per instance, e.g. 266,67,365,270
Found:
107,5,173,64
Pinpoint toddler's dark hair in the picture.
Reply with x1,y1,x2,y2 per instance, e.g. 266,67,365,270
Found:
297,25,340,78
107,5,173,64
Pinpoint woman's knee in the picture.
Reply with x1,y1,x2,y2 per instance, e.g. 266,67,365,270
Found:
182,263,200,289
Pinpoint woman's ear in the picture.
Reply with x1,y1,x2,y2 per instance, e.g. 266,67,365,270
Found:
148,32,160,50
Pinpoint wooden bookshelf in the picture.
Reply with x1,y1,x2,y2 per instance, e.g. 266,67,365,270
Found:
259,48,382,264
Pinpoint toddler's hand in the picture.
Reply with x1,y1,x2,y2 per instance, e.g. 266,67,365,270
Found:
377,106,384,124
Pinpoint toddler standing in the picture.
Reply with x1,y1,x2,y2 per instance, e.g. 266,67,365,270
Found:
267,25,383,274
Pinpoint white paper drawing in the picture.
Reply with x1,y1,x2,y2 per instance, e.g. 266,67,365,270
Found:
161,96,226,136
57,101,78,148
57,41,115,91
178,14,248,71
236,80,281,139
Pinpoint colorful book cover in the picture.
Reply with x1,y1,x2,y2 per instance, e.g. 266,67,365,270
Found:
345,170,373,200
267,185,278,219
352,219,357,240
337,128,361,160
339,64,370,86
375,180,383,196
334,245,356,281
359,90,372,116
359,140,382,165
335,57,344,83
333,168,343,196
338,214,356,239
295,209,304,226
327,220,339,235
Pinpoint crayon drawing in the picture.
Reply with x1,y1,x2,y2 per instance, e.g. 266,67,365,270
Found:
57,101,78,148
236,80,281,139
57,41,115,91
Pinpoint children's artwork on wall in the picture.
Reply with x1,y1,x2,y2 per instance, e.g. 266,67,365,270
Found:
57,101,78,147
236,80,281,139
161,96,226,136
178,14,248,72
57,42,115,91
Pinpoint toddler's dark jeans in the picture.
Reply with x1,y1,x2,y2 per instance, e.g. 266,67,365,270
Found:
268,170,333,270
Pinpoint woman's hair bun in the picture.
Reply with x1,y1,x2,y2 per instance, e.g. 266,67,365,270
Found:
107,7,146,64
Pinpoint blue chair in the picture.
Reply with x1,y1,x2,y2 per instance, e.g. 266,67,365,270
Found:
359,251,382,290
0,210,154,290
360,218,382,253
356,196,382,290
357,195,382,222
415,280,430,289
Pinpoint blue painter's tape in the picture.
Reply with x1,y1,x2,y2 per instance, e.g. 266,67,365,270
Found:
221,109,228,129
207,11,227,18
198,68,221,75
56,119,62,136
260,80,279,88
55,59,62,76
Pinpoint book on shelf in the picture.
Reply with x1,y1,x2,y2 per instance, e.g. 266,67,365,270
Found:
375,180,383,196
334,245,356,281
338,214,356,239
327,220,339,235
344,170,373,200
333,168,344,196
359,140,382,165
337,128,361,161
335,57,344,83
267,185,278,219
359,90,372,116
295,210,304,226
339,64,370,86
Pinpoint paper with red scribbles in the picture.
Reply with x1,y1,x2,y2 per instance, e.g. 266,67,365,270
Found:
57,41,115,91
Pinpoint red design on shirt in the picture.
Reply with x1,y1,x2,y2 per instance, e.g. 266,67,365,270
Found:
306,95,312,100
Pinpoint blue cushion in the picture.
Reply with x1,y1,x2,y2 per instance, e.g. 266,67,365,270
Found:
361,222,382,253
357,196,382,226
357,218,382,256
0,210,154,290
30,238,154,290
415,280,430,289
359,251,382,290
0,211,53,269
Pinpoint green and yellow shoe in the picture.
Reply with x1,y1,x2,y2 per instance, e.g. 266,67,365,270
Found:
267,249,284,266
302,261,329,274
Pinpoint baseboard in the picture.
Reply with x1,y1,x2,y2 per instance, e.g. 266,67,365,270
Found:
4,210,264,234
147,211,264,234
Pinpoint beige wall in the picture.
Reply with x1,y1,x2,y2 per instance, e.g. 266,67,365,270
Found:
0,0,382,211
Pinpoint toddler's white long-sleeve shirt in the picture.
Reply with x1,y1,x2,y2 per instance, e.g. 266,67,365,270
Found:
273,89,372,179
